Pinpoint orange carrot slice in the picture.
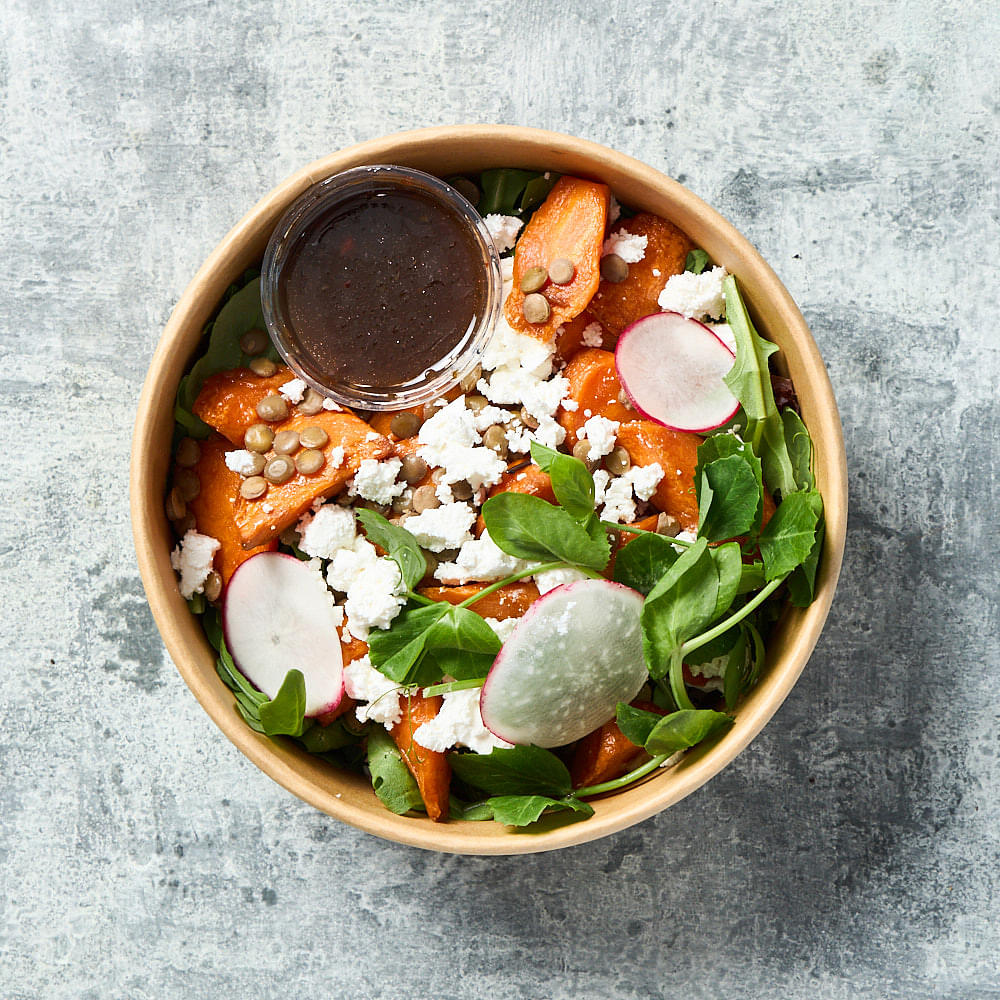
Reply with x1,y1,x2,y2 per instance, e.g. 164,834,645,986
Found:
558,348,635,449
194,368,303,446
570,700,665,788
504,176,610,343
390,692,451,822
418,582,540,621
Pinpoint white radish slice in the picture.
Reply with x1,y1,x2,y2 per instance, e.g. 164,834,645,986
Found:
479,580,647,748
616,311,740,433
223,552,344,717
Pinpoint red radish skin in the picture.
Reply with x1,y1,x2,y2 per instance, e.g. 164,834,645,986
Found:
223,551,344,717
615,311,740,433
479,580,647,748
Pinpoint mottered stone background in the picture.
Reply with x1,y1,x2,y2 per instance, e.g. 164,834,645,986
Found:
2,1,998,997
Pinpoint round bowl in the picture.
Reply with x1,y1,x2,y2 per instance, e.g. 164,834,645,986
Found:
131,125,847,855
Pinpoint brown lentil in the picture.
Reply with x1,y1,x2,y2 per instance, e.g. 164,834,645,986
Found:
548,257,575,285
298,387,325,415
165,487,186,521
173,512,196,537
656,513,681,537
249,357,278,378
572,439,598,471
450,480,474,501
482,424,508,459
605,446,631,476
273,430,301,455
295,449,325,475
174,467,201,502
245,424,274,453
279,526,300,547
412,484,441,513
202,571,223,603
448,176,480,206
400,454,428,485
520,266,548,294
465,394,490,414
600,253,629,283
421,550,439,582
519,406,539,430
390,411,423,439
240,476,267,500
459,364,482,393
263,455,295,484
175,437,201,468
299,425,329,449
241,452,266,476
256,394,288,422
522,292,551,324
239,328,269,355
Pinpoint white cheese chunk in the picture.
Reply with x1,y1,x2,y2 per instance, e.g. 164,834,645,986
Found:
170,530,220,599
413,688,513,755
602,228,648,263
343,655,408,729
404,502,476,552
279,378,307,404
297,504,357,559
657,266,728,320
349,458,405,505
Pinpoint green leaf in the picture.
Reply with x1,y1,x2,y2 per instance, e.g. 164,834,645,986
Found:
723,628,749,710
518,173,559,214
482,492,610,569
258,669,307,737
486,794,593,827
356,508,427,591
615,702,663,747
696,432,765,537
641,538,719,677
367,727,424,815
478,168,542,216
786,512,825,607
449,745,572,798
529,441,595,522
710,542,743,621
685,249,711,274
422,606,502,680
738,561,766,594
644,709,733,754
758,489,823,581
612,533,679,595
697,454,762,541
299,719,358,753
367,603,448,684
782,408,815,492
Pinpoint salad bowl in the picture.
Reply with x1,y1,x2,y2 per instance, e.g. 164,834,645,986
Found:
130,125,847,854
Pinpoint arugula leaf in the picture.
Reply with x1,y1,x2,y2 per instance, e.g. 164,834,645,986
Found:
449,745,572,798
782,408,815,492
486,794,593,827
616,702,663,747
529,441,595,522
641,538,719,677
258,669,307,737
422,606,502,680
758,489,823,581
786,512,825,607
710,542,743,621
482,493,610,569
612,533,679,595
697,454,762,541
356,508,427,591
367,603,448,684
367,727,424,815
644,709,732,755
685,249,711,274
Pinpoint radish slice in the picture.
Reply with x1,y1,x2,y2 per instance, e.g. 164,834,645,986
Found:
223,552,344,717
479,580,647,748
615,311,740,432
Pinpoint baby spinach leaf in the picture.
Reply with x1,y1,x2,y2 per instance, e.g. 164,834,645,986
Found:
685,249,710,274
723,628,749,710
258,669,307,737
486,794,593,827
782,408,815,491
478,168,542,216
710,542,743,621
641,538,719,677
422,606,502,680
449,745,572,798
367,727,425,815
530,441,595,522
482,492,610,569
758,489,823,581
367,603,448,684
518,173,559,214
356,508,427,591
299,718,358,753
616,702,663,747
644,709,732,755
738,561,766,594
697,454,761,541
786,512,825,607
613,533,679,595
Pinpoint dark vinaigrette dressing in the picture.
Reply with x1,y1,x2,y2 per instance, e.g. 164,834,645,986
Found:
280,187,487,390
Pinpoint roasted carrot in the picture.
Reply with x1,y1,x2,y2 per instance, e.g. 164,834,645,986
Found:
418,582,540,620
390,691,451,822
558,348,636,448
504,176,610,343
193,368,303,446
570,700,665,788
586,212,694,341
473,463,555,536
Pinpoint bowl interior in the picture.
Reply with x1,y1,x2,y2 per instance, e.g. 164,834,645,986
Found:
131,125,847,855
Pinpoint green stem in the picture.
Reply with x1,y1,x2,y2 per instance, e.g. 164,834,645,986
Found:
600,521,694,546
423,678,484,697
669,648,695,711
680,575,785,659
457,561,566,608
406,590,437,607
576,753,671,797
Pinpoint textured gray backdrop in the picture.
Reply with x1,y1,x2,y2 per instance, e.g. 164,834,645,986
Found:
2,1,998,997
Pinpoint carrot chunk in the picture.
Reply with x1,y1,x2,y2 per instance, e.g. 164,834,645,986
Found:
233,410,392,548
586,212,695,341
185,435,276,584
570,700,665,788
558,348,636,449
193,368,303,446
614,420,702,531
473,463,555,536
390,692,451,822
504,176,610,343
418,582,540,621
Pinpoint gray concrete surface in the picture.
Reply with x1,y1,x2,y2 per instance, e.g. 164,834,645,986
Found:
3,1,999,997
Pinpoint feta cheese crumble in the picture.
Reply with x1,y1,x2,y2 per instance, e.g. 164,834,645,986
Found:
581,321,604,348
170,530,220,598
534,566,590,595
326,536,405,639
602,228,648,263
404,501,477,552
483,213,524,253
349,458,406,505
434,529,534,584
657,266,728,320
297,504,356,559
343,655,408,729
579,415,620,461
279,378,307,404
224,450,260,476
413,688,513,755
